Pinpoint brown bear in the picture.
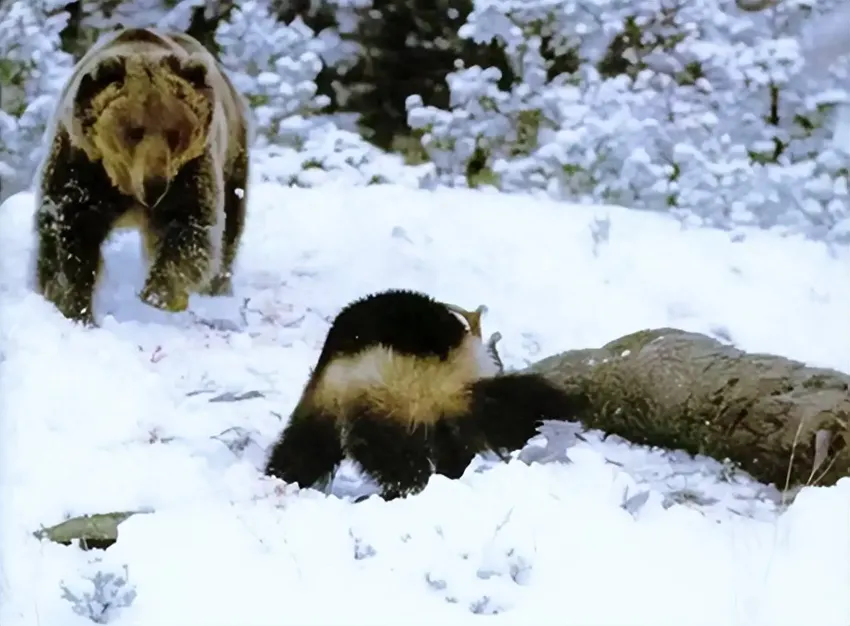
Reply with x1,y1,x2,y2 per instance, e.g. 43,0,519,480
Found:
33,27,252,325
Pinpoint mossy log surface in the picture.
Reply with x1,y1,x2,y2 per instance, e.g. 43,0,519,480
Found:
523,328,850,490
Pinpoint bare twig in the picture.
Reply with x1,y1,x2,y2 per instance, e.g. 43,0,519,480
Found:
487,331,504,373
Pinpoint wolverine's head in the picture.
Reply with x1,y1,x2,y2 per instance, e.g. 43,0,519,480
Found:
69,35,214,207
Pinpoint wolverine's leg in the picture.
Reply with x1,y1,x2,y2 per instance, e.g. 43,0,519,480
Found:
265,400,345,492
430,417,483,480
345,405,433,501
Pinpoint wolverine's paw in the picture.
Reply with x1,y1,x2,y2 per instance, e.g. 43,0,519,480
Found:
199,272,233,297
139,278,190,313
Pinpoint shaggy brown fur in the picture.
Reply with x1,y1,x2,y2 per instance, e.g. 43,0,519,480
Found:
33,27,251,324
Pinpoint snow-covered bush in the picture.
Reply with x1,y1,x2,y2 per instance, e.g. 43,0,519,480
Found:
1,0,847,240
216,2,331,148
407,0,850,242
60,561,137,624
346,0,495,150
251,123,433,188
97,0,206,32
0,0,73,201
271,0,369,97
216,0,427,186
282,0,515,151
70,0,236,57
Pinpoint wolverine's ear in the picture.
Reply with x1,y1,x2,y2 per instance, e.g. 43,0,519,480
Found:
76,56,126,104
164,55,208,89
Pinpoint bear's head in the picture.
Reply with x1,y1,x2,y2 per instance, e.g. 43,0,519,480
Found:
71,41,215,207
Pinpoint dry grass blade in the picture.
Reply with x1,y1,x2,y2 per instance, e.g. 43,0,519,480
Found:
810,429,832,481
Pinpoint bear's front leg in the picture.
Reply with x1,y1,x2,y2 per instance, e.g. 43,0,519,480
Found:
199,140,249,298
35,205,114,325
34,144,125,325
140,154,222,313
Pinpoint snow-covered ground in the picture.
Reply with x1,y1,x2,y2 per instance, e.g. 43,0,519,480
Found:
1,182,849,626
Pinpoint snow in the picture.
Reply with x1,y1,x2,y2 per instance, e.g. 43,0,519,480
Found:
1,182,849,626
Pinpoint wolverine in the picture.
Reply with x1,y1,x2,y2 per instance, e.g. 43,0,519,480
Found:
264,289,590,501
33,27,251,324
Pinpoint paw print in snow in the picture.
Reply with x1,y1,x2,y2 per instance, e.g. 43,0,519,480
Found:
424,548,530,616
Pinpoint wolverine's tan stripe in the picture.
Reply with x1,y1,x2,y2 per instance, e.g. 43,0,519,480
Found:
312,334,499,426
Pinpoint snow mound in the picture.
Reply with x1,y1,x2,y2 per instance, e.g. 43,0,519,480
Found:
1,184,848,625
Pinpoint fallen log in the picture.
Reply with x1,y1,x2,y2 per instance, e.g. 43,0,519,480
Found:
522,328,850,492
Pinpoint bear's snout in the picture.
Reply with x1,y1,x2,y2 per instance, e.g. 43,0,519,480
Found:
142,176,169,208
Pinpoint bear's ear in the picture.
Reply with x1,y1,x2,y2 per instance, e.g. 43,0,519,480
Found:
163,55,208,90
76,56,126,104
180,57,209,90
111,27,164,46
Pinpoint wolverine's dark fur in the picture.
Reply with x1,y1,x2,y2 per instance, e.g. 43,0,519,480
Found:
264,289,589,500
33,27,251,324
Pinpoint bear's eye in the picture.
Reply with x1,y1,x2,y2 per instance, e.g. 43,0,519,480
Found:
125,126,145,144
165,129,181,151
